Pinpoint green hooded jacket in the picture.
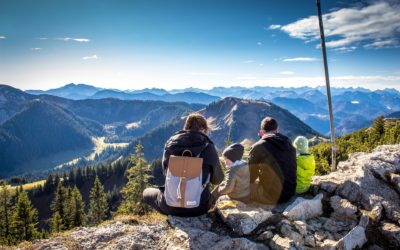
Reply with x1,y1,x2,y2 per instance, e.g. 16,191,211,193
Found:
295,154,315,194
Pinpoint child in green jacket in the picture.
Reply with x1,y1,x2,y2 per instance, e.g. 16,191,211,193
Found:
293,136,315,194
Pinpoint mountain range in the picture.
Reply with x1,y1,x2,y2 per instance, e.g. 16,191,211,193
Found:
1,83,399,178
124,97,318,161
25,83,400,135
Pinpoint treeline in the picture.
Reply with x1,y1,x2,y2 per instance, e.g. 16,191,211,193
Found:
311,116,400,174
0,143,156,247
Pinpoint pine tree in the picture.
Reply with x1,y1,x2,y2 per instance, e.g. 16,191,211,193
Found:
88,176,108,225
50,212,63,234
68,186,86,228
0,184,13,245
118,143,152,215
224,126,234,147
11,191,38,242
50,183,68,230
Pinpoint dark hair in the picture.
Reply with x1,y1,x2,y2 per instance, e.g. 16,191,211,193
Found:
183,113,209,132
261,117,278,133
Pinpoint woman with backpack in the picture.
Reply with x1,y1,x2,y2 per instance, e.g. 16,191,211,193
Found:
142,113,224,216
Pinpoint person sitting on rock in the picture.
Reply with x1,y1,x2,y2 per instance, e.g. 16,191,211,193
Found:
142,113,224,216
249,117,297,204
213,143,250,204
293,136,315,194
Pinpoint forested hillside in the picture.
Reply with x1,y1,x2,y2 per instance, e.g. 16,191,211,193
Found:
311,116,400,174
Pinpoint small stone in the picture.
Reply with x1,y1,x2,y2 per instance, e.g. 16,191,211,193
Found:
257,230,274,241
330,195,357,220
380,222,400,247
314,230,327,242
269,235,296,250
321,239,337,250
389,173,400,193
280,224,303,246
294,220,307,236
361,205,383,223
304,234,316,248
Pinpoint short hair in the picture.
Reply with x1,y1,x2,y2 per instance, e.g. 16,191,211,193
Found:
183,113,209,132
261,117,278,133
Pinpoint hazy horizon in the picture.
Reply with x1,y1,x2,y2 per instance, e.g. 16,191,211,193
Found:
1,0,400,91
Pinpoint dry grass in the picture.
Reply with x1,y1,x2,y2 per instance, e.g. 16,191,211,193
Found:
112,212,167,225
5,180,46,194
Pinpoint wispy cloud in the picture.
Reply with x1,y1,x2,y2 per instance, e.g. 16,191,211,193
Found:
0,36,6,39
364,39,400,49
257,42,263,46
57,37,91,43
31,48,42,51
280,71,295,75
82,54,98,60
242,60,254,64
271,2,400,51
38,37,48,40
283,57,317,62
268,24,281,30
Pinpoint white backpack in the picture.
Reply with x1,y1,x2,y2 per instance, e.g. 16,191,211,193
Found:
164,147,209,208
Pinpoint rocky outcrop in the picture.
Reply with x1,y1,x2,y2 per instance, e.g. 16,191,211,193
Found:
21,144,400,250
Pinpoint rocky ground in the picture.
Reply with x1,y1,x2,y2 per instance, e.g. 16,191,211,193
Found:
17,144,400,250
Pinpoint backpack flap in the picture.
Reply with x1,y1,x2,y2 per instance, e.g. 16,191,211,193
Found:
165,155,204,208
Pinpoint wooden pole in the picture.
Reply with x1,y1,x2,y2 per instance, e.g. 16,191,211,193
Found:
316,0,337,171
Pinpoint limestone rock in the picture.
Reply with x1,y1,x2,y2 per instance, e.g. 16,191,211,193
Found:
165,227,268,250
330,195,357,220
390,173,400,193
336,225,367,250
313,144,400,224
216,200,273,235
269,235,296,250
293,220,307,236
304,234,315,248
380,222,400,247
257,231,274,241
282,193,323,221
168,214,212,231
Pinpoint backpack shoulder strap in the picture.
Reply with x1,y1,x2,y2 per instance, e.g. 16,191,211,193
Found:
195,142,210,157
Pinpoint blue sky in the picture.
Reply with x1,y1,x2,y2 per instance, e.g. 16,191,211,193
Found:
0,0,399,90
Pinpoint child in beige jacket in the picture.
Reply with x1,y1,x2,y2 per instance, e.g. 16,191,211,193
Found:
216,143,250,203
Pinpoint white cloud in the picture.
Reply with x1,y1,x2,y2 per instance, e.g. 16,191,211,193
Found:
257,42,263,46
31,48,42,51
82,54,98,60
38,37,48,40
57,37,91,42
268,24,282,30
0,36,6,39
331,46,357,53
364,39,400,49
283,57,317,62
280,71,295,75
276,2,400,51
242,60,254,63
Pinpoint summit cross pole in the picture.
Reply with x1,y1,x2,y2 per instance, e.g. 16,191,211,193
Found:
316,0,337,171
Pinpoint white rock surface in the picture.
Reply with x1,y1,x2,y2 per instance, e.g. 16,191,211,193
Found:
282,193,323,221
216,200,273,235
